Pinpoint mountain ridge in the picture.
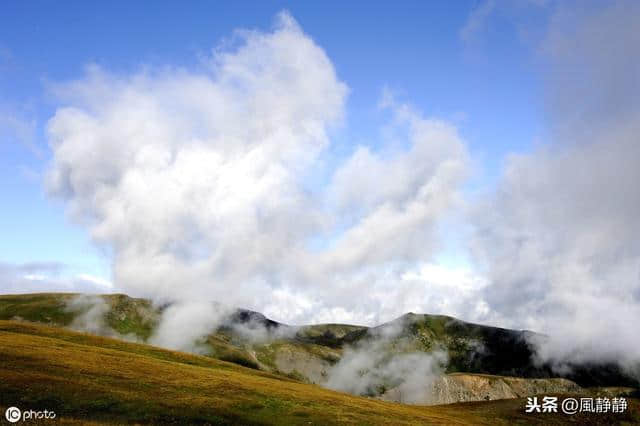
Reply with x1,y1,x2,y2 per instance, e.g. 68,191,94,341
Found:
0,292,637,400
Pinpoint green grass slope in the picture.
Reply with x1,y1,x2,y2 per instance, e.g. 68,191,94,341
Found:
1,293,637,390
0,293,78,325
2,320,638,425
0,293,158,339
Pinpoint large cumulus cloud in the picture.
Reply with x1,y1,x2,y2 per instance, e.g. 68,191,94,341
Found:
45,12,471,325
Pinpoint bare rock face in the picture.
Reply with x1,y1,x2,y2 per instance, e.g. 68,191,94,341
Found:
273,344,337,384
379,373,582,405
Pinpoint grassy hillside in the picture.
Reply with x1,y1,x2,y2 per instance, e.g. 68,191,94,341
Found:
0,293,158,339
344,312,548,378
0,293,637,392
1,320,638,425
0,293,78,325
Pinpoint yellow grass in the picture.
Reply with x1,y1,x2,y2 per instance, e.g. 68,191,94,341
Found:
1,320,638,425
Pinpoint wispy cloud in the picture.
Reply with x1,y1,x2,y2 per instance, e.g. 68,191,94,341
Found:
0,261,112,294
0,111,42,158
459,0,497,44
471,0,640,372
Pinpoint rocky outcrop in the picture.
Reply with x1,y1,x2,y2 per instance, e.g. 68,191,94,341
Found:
274,344,337,384
379,373,582,405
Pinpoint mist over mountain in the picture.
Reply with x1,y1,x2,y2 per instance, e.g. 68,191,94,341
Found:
471,0,640,377
1,292,637,408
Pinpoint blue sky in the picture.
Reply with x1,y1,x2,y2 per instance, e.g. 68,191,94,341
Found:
1,1,544,284
2,0,639,362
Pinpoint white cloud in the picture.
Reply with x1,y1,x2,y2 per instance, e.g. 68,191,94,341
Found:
150,301,232,352
44,12,471,326
325,316,448,402
75,273,113,289
471,0,640,370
